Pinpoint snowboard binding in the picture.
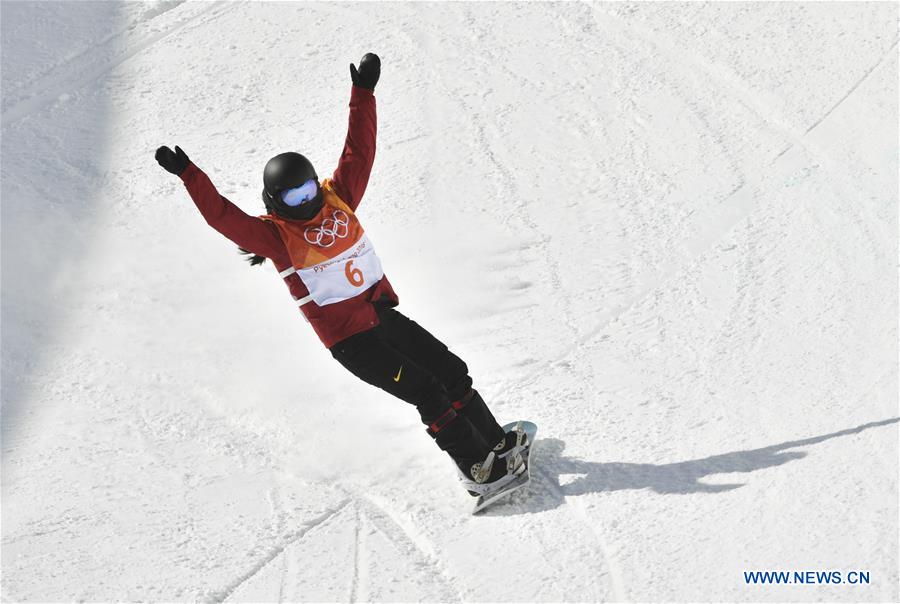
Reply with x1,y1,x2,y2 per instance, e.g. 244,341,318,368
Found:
471,420,538,514
459,421,533,498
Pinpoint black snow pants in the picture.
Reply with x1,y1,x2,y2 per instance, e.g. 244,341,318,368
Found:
329,305,506,463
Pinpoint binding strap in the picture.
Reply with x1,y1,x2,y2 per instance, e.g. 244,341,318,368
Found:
426,407,459,436
451,388,476,411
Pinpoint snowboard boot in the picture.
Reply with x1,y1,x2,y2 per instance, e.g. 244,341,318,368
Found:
426,404,520,497
455,448,526,497
452,389,529,476
490,421,530,475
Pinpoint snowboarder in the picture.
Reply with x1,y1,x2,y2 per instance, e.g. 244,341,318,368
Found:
154,53,527,496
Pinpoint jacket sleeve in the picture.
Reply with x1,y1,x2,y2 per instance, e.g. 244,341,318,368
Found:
331,86,377,212
179,162,285,259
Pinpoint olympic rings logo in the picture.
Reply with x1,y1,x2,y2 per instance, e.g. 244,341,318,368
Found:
304,210,350,248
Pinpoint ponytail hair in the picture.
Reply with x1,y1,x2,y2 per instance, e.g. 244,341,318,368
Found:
238,247,267,266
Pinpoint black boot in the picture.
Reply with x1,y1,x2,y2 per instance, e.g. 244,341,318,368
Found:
491,421,530,475
458,455,518,496
427,406,515,496
453,392,531,478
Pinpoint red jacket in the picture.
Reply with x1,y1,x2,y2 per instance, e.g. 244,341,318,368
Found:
179,86,398,348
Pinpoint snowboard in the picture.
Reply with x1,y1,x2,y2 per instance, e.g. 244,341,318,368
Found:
472,420,538,514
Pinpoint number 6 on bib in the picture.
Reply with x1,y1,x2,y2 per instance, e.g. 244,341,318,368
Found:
345,260,364,286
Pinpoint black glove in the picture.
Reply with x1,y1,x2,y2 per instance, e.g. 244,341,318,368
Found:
155,145,190,176
350,53,380,91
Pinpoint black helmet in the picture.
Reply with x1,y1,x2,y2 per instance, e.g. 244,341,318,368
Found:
261,152,323,220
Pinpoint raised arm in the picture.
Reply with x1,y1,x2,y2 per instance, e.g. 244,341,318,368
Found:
331,53,380,212
156,146,284,260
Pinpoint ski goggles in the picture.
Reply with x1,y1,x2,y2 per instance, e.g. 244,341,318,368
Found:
280,179,319,206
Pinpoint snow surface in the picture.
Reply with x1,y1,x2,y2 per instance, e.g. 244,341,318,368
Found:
2,1,898,602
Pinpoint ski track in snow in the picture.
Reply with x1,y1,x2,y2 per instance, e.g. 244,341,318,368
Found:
349,490,462,603
533,463,626,602
800,37,900,137
212,473,462,602
209,499,352,604
349,506,365,604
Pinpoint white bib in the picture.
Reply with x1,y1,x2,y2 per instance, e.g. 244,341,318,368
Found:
296,234,384,306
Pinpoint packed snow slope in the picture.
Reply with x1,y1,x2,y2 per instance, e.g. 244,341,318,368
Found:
2,2,897,602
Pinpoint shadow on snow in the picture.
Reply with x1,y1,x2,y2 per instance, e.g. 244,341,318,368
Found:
483,417,898,515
